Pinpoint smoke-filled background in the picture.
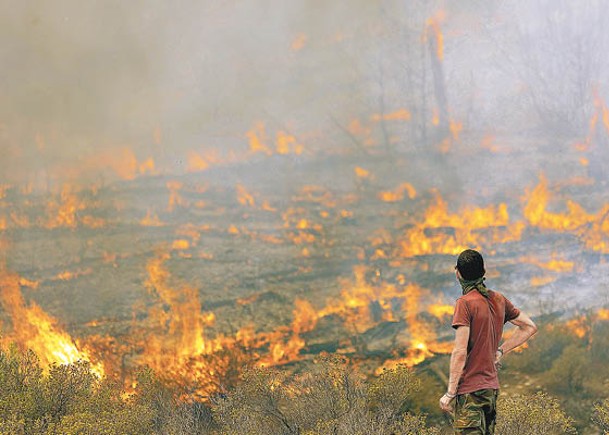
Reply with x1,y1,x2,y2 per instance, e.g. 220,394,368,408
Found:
2,0,609,398
5,0,609,186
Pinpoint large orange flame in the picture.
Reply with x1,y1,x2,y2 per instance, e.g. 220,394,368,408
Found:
0,264,103,376
398,192,524,257
523,174,609,253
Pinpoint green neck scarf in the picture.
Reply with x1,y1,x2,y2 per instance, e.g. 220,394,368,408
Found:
459,276,489,298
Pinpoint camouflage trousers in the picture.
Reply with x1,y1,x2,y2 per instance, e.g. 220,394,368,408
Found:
453,388,498,434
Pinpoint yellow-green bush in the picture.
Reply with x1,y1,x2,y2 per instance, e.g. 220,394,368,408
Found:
0,345,160,434
496,391,576,434
7,339,609,434
212,356,438,434
593,399,609,434
507,321,577,374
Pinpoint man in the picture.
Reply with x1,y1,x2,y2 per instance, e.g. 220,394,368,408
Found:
439,249,538,434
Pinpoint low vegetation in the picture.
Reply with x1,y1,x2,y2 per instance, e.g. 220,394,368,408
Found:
1,311,608,434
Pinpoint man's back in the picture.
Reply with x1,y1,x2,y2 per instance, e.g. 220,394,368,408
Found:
439,249,537,434
452,289,520,394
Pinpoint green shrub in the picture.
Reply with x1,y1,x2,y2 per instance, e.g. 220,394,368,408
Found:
508,322,577,374
213,366,298,434
545,344,589,396
0,345,160,434
212,356,438,434
592,398,609,434
496,392,576,434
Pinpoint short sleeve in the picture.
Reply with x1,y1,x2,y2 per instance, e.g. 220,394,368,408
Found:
504,296,520,323
452,298,470,329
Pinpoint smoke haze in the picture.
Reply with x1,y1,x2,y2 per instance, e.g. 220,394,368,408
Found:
2,1,605,187
1,0,609,390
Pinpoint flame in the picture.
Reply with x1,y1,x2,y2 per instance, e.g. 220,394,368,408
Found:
141,209,165,227
176,224,203,245
53,268,93,281
45,185,85,228
247,122,272,155
260,200,276,212
316,266,453,370
425,11,446,61
431,107,440,126
581,207,609,253
135,252,232,395
597,308,609,321
573,89,609,153
186,150,224,174
320,266,394,331
236,184,256,207
19,276,39,288
282,206,324,248
167,181,188,212
481,135,501,153
401,284,436,362
290,33,307,51
378,182,417,202
340,209,353,219
523,174,609,252
449,119,462,141
348,119,374,146
565,315,589,339
354,166,371,179
0,184,9,199
0,265,103,376
398,192,524,257
77,148,155,181
520,255,574,273
42,185,106,229
187,152,210,172
523,174,594,231
258,298,318,366
276,131,304,155
139,158,155,175
530,276,556,287
375,283,453,372
10,211,30,228
244,266,453,372
427,303,454,319
171,239,190,250
198,251,214,260
371,109,411,122
247,123,304,156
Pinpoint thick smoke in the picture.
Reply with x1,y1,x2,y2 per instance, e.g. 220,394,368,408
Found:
3,1,609,188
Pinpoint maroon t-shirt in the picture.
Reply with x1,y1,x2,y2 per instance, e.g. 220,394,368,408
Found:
452,289,520,394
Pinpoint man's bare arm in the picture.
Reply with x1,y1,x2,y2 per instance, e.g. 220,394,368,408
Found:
447,325,469,394
440,325,469,412
500,312,538,355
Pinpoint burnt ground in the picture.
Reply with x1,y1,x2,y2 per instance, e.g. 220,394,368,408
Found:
1,137,609,375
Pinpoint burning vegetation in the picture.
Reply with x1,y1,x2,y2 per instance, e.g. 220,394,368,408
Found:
3,1,609,433
1,161,608,406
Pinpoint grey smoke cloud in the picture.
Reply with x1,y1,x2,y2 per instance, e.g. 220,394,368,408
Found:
2,0,609,189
